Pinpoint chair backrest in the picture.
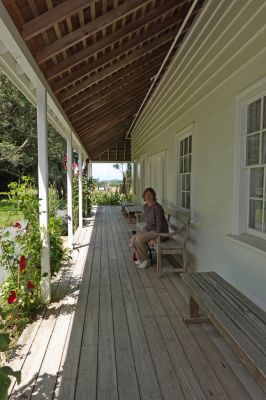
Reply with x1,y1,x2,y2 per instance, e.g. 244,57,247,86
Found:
164,208,190,249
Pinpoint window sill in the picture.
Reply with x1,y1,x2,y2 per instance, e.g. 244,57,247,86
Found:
228,233,266,255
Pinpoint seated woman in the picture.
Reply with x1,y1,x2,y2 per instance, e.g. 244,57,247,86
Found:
130,187,169,270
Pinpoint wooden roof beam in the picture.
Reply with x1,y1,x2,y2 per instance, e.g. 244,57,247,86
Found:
53,15,180,92
22,0,97,41
90,131,129,157
69,77,152,123
62,49,167,111
67,62,161,119
46,0,180,80
58,37,174,102
74,96,143,133
35,0,153,64
79,117,132,143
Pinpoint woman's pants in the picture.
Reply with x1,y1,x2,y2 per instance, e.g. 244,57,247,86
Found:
130,230,157,261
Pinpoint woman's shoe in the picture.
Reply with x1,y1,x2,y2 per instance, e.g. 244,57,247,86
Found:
134,260,141,265
137,259,151,270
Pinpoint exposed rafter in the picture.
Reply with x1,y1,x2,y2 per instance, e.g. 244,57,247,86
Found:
35,0,152,64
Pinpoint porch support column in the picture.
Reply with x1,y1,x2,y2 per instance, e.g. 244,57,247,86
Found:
37,84,51,303
78,149,83,228
67,130,73,248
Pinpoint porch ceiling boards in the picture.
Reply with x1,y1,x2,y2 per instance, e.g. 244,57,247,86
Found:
2,0,204,160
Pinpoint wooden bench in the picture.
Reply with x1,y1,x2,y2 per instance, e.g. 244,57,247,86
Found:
181,271,266,393
136,208,190,278
124,205,142,222
121,201,134,213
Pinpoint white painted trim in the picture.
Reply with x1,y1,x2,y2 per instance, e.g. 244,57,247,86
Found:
78,150,83,229
36,84,51,303
232,75,266,239
67,130,73,248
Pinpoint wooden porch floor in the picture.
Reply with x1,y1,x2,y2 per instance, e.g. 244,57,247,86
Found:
8,206,265,400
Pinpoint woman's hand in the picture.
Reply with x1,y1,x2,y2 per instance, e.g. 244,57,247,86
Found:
148,239,157,246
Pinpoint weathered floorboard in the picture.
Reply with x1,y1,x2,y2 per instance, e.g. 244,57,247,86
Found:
7,206,265,400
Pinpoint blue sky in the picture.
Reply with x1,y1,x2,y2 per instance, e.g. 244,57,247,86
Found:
92,163,125,181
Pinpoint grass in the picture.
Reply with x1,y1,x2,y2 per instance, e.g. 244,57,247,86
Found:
0,200,24,228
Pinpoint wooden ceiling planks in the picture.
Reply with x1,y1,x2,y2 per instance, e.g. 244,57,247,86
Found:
3,0,205,161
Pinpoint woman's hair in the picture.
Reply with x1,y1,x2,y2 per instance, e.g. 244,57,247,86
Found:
142,187,157,201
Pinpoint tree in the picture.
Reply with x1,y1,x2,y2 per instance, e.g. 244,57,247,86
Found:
0,71,66,196
113,163,132,194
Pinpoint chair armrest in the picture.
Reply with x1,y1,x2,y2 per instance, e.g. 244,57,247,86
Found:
157,225,186,238
136,212,144,223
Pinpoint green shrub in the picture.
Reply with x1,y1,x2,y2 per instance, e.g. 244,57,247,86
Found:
0,307,21,400
91,191,132,206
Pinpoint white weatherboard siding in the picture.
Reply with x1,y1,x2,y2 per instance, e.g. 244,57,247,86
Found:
132,0,266,309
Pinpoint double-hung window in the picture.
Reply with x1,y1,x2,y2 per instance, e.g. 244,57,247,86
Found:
177,134,192,210
245,95,266,236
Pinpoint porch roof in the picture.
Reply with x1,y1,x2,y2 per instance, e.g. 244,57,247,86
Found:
1,0,204,161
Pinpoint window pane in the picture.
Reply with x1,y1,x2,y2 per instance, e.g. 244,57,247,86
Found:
246,133,260,165
186,192,191,210
263,97,266,130
184,137,188,155
189,135,192,153
182,192,186,208
262,131,266,164
249,200,263,231
186,174,191,191
184,156,188,173
247,99,261,133
250,168,264,198
179,157,183,173
188,155,192,172
180,140,184,156
182,175,186,191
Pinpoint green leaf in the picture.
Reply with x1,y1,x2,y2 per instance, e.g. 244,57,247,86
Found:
0,368,11,400
0,333,10,352
1,367,21,384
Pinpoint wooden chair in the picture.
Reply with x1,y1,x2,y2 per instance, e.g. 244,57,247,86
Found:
136,208,190,278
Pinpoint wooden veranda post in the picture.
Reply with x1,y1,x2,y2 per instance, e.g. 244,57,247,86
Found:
37,84,51,303
78,149,83,228
67,130,73,248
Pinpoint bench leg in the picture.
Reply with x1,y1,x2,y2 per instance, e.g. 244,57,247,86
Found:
183,250,188,272
157,243,161,279
183,297,209,324
190,297,199,318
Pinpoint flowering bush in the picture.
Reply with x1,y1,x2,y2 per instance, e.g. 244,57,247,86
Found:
0,177,68,320
0,307,21,400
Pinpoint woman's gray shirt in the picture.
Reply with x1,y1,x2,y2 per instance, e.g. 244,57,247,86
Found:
143,202,169,233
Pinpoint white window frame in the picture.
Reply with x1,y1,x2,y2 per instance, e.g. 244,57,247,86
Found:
175,124,196,215
233,76,266,240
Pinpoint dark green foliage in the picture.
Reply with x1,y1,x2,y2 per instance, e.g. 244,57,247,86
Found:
0,71,66,196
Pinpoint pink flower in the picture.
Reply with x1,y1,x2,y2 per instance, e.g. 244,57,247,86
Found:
14,222,21,229
27,281,35,290
7,291,17,304
20,255,26,272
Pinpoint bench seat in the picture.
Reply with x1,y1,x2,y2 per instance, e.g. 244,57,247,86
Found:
121,201,134,212
124,205,142,221
181,271,266,393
